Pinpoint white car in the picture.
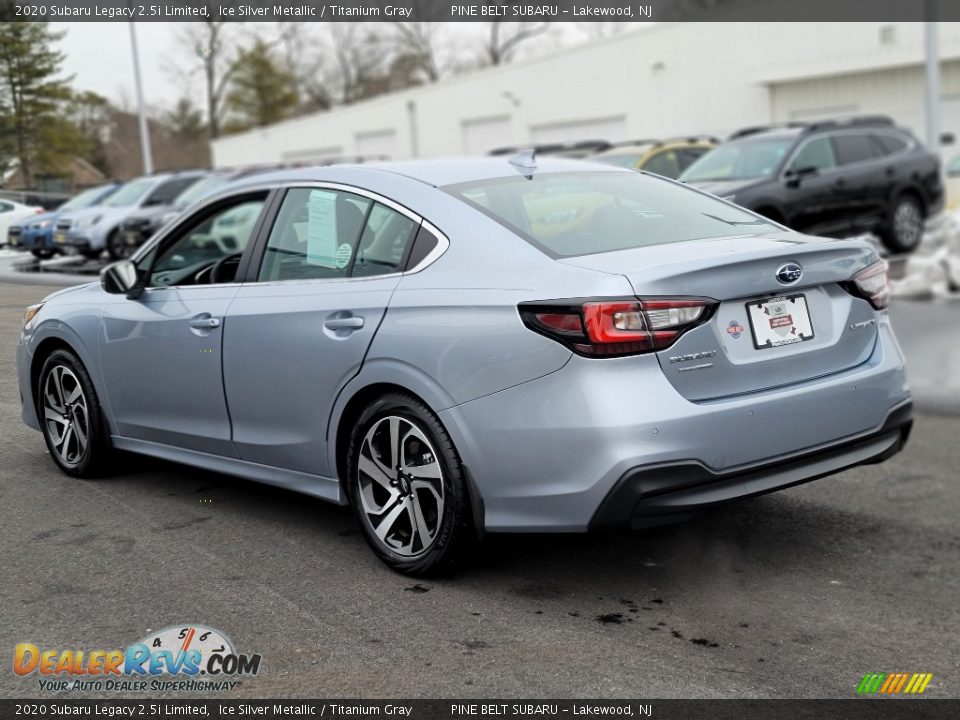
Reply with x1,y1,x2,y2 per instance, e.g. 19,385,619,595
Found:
1,199,43,245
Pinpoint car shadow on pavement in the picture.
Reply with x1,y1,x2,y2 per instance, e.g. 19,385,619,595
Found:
109,450,887,592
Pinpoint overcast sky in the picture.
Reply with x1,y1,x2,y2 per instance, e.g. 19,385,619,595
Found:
54,23,190,111
52,22,604,114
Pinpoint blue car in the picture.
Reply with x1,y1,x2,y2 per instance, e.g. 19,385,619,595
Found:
15,183,120,258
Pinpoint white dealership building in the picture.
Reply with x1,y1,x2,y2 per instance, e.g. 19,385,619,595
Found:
211,22,960,167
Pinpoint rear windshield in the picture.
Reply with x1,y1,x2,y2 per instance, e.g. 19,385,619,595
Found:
444,171,777,258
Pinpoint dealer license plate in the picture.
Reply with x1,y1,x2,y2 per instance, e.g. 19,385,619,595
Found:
746,294,814,349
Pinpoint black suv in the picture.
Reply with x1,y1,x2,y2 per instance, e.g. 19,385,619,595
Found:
679,116,943,253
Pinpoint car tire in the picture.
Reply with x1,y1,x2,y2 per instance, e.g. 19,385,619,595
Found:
105,230,128,261
37,349,111,478
879,194,924,254
346,392,476,576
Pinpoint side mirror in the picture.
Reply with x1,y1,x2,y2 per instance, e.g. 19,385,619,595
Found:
101,260,142,298
785,165,818,187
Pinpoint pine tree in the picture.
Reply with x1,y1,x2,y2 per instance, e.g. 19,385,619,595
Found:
0,21,75,187
223,39,299,132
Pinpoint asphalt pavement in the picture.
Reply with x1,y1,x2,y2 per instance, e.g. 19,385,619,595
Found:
1,279,958,700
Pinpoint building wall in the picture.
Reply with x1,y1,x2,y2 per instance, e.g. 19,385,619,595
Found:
212,22,960,168
770,59,960,140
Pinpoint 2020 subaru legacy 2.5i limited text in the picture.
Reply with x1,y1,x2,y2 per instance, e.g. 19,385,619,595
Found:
16,157,912,575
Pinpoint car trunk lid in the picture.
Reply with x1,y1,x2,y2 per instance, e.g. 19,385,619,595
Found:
558,233,881,401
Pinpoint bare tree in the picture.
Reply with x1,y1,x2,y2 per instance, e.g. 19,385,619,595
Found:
389,22,441,82
327,23,391,104
176,7,243,139
276,23,334,113
482,22,551,66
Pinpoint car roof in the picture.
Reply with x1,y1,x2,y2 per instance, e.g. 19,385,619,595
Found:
230,157,633,190
597,139,716,155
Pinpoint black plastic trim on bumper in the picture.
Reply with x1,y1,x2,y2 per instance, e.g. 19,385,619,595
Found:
589,401,913,531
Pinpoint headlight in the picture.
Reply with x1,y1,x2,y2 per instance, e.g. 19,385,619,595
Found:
24,303,43,328
77,215,103,228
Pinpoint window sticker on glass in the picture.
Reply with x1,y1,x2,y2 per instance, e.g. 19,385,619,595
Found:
307,189,338,267
335,242,353,269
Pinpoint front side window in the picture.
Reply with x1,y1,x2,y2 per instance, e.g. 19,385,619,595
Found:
446,171,777,258
258,188,417,281
788,137,837,173
680,137,794,182
148,197,266,286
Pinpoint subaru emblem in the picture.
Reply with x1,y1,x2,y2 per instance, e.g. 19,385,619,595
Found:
776,262,803,284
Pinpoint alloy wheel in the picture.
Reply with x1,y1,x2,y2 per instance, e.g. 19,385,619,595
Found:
893,200,922,250
42,365,89,466
357,416,445,557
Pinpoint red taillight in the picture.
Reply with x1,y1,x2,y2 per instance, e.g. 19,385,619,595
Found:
520,297,716,357
847,260,889,310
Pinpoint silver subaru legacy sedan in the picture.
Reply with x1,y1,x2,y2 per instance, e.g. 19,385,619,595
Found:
16,157,912,575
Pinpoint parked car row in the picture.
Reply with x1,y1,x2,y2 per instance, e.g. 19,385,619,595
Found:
6,165,292,262
496,115,944,254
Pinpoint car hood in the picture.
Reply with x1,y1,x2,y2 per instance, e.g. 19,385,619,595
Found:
684,178,767,198
23,211,59,228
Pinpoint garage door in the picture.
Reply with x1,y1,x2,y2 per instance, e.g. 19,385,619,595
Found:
530,116,627,145
355,130,397,160
463,116,513,155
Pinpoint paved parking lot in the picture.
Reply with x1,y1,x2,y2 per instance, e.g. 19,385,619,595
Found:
1,279,958,699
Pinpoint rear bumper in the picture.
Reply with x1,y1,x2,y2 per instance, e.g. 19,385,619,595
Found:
590,400,912,530
440,316,910,532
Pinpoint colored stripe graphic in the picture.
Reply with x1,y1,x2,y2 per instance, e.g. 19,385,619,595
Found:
858,673,934,695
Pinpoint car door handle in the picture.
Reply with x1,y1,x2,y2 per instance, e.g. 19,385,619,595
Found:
189,317,221,329
323,316,364,330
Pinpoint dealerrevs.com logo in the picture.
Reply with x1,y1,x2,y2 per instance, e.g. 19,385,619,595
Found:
14,624,261,693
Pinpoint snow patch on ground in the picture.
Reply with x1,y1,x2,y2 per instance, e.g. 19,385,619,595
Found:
890,212,960,300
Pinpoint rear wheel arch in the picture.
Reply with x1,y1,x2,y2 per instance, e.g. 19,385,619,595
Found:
334,383,434,500
894,186,926,218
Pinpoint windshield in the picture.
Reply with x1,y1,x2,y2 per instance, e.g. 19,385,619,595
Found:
680,137,795,182
103,179,156,207
173,175,229,207
60,185,117,211
592,153,643,169
445,171,777,258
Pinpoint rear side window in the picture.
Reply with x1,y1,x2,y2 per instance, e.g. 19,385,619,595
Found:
258,188,417,281
872,132,909,156
832,134,878,165
445,171,778,258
